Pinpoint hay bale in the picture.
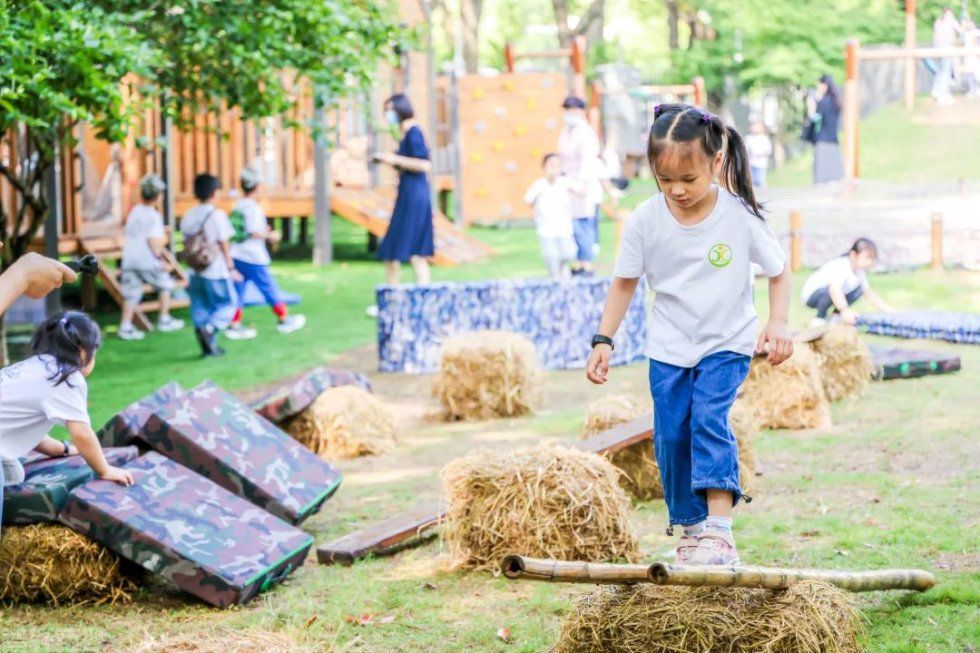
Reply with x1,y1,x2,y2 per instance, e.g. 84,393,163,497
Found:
809,325,874,402
131,629,304,653
554,581,862,653
740,346,831,430
441,445,638,569
433,331,539,421
0,524,136,605
283,385,395,459
581,397,759,501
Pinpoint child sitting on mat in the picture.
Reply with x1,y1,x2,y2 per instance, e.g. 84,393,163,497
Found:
524,153,581,279
801,238,894,327
0,312,134,535
226,166,306,338
587,104,793,566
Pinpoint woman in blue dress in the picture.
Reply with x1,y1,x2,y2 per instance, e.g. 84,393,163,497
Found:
373,94,434,285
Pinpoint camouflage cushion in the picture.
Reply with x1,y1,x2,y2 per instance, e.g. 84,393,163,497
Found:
869,345,962,380
250,368,372,423
2,447,139,525
143,382,342,524
59,452,313,608
97,382,185,447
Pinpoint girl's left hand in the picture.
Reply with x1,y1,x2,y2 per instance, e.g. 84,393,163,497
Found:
756,320,793,366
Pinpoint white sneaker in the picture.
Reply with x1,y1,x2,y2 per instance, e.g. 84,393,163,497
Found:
118,325,145,341
225,324,258,340
157,316,185,332
807,317,827,330
365,305,379,318
277,314,306,334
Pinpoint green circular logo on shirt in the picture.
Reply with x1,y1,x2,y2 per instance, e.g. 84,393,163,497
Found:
708,243,733,268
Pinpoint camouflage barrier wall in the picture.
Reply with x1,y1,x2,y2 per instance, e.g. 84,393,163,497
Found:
59,452,313,608
97,382,185,448
2,447,139,525
250,367,373,423
142,382,342,524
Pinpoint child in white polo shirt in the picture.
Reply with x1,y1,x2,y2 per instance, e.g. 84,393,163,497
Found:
524,153,580,279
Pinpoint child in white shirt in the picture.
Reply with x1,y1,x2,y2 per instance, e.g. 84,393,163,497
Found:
0,312,134,535
524,154,579,279
802,238,894,326
745,121,773,189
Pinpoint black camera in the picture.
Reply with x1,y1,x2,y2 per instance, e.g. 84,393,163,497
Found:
66,254,98,276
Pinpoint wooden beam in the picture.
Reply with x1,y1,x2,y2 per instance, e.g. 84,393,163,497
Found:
931,212,943,271
843,39,860,182
312,104,332,266
790,210,803,272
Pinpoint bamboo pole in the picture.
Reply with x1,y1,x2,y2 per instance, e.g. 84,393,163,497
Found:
692,77,705,107
931,212,943,271
501,556,937,592
501,555,652,584
790,210,803,272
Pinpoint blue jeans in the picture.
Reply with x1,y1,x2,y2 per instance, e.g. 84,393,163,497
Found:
1,461,5,537
750,165,767,188
233,259,282,309
187,276,238,330
805,285,864,319
648,351,751,527
572,216,596,262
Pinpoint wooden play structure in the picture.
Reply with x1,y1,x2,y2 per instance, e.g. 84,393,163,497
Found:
842,0,980,180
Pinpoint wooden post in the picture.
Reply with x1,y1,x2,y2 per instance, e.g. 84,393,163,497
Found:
790,210,804,272
312,103,332,266
843,39,860,181
904,0,917,110
43,144,63,316
503,43,516,73
930,212,943,271
692,77,706,107
450,72,464,225
570,36,587,99
161,108,176,253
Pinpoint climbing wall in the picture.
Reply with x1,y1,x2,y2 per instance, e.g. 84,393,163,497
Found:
457,72,568,225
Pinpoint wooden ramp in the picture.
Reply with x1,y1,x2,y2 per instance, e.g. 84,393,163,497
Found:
316,414,654,566
80,232,189,332
330,186,492,266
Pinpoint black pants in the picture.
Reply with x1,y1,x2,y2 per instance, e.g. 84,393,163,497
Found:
805,285,864,318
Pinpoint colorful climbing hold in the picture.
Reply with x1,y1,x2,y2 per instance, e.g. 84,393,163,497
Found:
492,141,505,153
472,87,486,99
526,98,538,110
470,153,484,164
503,79,516,91
513,125,527,137
476,187,489,198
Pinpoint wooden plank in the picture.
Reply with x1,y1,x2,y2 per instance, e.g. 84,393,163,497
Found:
317,501,444,566
318,416,655,566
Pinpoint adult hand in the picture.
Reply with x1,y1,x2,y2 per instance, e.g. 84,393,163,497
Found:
7,252,77,298
586,344,612,384
266,230,282,245
230,269,244,283
100,466,135,487
840,308,857,325
755,319,794,366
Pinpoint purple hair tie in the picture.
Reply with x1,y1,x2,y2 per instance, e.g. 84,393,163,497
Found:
701,112,711,123
653,104,662,118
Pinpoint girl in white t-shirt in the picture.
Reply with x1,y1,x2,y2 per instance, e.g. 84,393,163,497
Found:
0,312,134,533
802,238,893,326
587,103,793,565
524,153,580,279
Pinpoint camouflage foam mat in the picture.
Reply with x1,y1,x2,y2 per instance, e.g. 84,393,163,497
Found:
59,452,313,608
250,367,373,423
2,447,139,525
143,381,342,524
868,345,962,380
97,382,185,448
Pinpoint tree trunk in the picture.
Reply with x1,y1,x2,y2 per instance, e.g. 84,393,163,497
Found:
551,0,573,47
686,11,698,49
583,0,605,49
665,0,680,50
459,0,483,74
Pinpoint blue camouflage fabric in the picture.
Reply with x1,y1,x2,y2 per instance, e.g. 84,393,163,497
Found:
58,452,313,608
142,382,342,524
376,277,648,373
250,368,373,423
2,447,138,524
857,311,980,345
97,382,185,447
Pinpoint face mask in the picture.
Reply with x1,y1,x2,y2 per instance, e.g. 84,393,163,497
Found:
385,110,399,126
562,113,580,127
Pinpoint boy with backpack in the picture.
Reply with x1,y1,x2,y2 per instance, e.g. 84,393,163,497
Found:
181,173,253,357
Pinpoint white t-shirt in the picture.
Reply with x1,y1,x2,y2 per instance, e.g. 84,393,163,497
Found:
614,188,786,367
0,355,90,459
744,134,773,170
524,176,576,239
121,204,165,271
801,256,868,303
180,203,234,279
230,198,271,266
557,120,602,217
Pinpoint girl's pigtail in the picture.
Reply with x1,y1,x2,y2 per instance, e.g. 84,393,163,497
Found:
721,125,765,219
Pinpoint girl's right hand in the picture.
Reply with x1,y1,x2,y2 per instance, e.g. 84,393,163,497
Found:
841,308,857,325
586,344,612,384
101,466,135,487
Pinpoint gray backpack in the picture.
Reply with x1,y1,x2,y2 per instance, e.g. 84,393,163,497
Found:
182,210,220,272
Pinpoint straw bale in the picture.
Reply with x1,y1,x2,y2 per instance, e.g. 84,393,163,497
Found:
433,331,540,421
0,524,135,605
581,397,760,500
130,629,305,653
809,325,874,402
740,346,831,430
284,385,395,459
555,581,862,653
441,445,638,569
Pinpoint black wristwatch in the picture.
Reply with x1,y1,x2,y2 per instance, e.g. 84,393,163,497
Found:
591,334,614,350
61,441,70,457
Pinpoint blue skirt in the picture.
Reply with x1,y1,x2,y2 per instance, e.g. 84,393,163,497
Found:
378,173,435,263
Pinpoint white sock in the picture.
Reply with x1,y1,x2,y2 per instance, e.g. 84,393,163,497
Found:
682,521,705,537
120,321,133,330
705,516,733,534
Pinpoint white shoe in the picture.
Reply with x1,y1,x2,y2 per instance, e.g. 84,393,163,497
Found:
225,324,258,340
118,325,145,341
157,317,185,332
277,314,306,334
365,305,379,318
807,317,827,330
